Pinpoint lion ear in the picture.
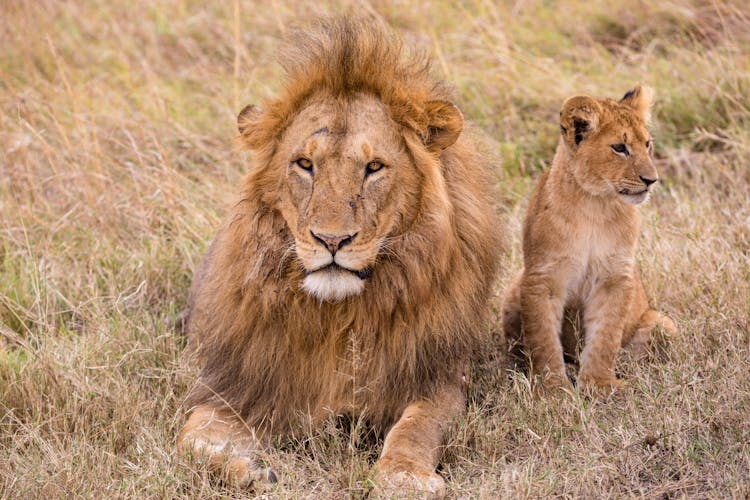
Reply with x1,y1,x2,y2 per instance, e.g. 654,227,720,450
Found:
620,84,654,124
560,96,602,150
424,100,464,153
237,104,263,137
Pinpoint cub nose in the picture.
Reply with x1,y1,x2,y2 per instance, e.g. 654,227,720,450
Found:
311,231,357,255
639,175,658,186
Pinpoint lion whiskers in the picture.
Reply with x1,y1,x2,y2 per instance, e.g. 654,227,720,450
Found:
276,239,297,277
377,236,401,261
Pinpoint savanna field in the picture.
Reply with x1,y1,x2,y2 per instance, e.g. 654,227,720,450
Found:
1,0,749,497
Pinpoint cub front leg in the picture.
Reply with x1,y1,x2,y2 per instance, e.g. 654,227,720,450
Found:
520,274,570,389
373,384,464,497
177,404,276,488
578,273,633,390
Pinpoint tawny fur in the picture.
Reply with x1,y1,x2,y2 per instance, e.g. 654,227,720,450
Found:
177,18,503,494
502,85,676,391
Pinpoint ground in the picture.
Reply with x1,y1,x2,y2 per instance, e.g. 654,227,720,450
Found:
1,0,748,497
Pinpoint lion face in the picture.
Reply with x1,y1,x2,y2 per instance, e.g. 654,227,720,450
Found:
560,85,659,205
238,76,464,303
264,94,423,301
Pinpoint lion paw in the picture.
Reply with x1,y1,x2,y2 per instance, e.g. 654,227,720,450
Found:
577,373,625,395
372,467,446,498
180,435,278,490
226,455,278,489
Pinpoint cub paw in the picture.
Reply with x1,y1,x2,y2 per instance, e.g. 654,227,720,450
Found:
530,369,574,395
627,311,678,357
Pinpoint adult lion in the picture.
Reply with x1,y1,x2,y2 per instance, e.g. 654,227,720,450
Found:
177,18,503,495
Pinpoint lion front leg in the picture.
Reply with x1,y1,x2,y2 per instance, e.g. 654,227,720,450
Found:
177,404,277,488
373,384,464,498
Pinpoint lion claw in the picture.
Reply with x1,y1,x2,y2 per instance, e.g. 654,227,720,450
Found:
226,456,278,489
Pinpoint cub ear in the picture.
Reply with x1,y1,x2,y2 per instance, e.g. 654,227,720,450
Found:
620,84,654,124
237,104,262,136
424,100,464,153
560,96,602,150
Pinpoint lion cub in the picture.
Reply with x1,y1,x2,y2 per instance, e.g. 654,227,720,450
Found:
503,85,676,391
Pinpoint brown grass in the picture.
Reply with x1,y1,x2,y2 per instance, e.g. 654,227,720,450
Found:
1,0,748,497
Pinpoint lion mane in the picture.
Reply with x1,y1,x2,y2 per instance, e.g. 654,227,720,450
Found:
184,18,503,436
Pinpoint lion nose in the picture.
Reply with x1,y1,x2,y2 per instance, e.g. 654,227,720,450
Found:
311,231,357,255
639,175,658,186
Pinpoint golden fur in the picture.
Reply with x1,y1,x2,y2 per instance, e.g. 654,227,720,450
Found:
177,18,503,494
502,85,676,391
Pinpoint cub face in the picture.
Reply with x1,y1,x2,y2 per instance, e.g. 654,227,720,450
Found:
238,93,463,302
560,85,659,205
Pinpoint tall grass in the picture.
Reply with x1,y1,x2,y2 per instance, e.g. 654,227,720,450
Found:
1,0,748,497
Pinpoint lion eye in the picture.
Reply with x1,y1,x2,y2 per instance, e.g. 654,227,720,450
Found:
646,139,654,151
611,143,629,156
365,160,384,175
294,158,313,171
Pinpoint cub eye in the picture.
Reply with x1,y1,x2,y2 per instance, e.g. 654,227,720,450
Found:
611,143,629,156
646,139,654,151
365,160,384,175
294,158,313,171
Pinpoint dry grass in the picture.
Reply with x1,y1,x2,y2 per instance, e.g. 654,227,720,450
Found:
1,0,749,497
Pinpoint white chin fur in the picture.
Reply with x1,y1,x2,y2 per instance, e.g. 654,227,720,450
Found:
302,269,365,301
620,191,650,205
